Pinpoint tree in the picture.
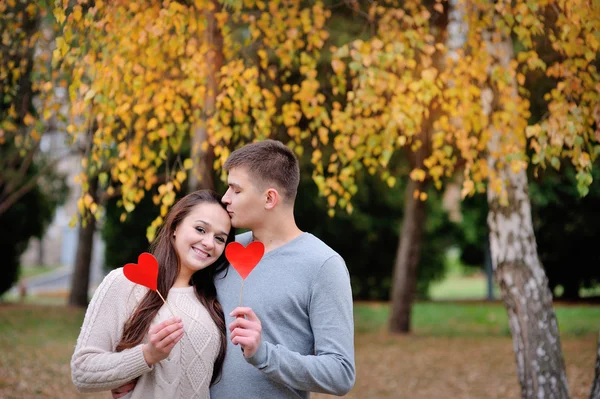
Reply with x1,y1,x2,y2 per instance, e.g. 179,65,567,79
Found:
188,0,222,193
54,0,332,305
592,332,600,399
320,0,453,332
317,0,598,397
0,0,68,217
53,0,221,240
54,0,224,305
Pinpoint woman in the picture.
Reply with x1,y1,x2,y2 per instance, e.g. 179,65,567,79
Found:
71,190,235,398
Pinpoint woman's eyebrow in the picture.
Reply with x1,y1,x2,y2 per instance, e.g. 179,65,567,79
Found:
195,220,228,236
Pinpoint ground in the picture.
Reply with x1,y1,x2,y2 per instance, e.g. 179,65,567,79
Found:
1,300,598,399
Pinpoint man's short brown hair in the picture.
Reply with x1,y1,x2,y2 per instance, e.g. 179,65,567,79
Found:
224,140,300,204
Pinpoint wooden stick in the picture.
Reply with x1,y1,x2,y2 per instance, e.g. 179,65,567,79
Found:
156,290,177,318
239,279,245,307
239,279,246,354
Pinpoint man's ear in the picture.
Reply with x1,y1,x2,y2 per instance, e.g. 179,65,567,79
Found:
265,188,279,210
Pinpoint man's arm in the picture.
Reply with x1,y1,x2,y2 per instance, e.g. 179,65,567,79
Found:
229,256,356,395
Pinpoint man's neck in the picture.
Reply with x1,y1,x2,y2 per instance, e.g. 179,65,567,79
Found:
250,217,303,254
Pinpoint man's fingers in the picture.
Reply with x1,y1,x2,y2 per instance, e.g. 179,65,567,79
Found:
229,307,260,322
231,335,254,347
230,326,254,339
228,317,259,332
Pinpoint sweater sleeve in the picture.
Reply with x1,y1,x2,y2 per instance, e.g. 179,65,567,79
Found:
246,255,356,396
71,269,152,393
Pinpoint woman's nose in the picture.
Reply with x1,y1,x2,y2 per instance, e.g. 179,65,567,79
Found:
202,235,215,250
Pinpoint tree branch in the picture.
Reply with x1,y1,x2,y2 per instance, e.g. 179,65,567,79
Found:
0,148,77,217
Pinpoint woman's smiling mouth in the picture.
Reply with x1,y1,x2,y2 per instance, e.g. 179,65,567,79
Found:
192,246,209,258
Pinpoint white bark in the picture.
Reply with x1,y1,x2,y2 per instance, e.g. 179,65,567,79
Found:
485,35,569,399
591,330,600,399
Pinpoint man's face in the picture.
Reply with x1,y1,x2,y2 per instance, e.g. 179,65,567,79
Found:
222,167,265,229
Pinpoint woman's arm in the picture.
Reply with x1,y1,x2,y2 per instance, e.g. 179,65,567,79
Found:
70,269,152,393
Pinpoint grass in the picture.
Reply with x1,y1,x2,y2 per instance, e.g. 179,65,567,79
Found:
1,298,598,399
353,301,600,337
429,273,501,300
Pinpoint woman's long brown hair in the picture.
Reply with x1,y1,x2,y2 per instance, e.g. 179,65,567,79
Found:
115,189,235,385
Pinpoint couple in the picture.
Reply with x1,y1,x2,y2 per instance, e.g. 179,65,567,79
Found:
71,140,356,398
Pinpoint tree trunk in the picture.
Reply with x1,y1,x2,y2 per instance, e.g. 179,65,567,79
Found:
591,330,600,399
487,166,569,398
188,1,222,192
482,24,569,397
68,176,98,308
388,4,448,334
389,178,427,333
37,239,45,266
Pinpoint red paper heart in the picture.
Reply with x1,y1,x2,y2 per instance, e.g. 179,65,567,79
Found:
225,241,265,279
123,252,158,291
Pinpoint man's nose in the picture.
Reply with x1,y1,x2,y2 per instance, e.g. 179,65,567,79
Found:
222,189,231,204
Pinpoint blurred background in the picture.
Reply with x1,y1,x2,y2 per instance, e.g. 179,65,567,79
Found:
1,1,599,398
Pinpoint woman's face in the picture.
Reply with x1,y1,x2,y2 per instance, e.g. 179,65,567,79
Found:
173,202,231,280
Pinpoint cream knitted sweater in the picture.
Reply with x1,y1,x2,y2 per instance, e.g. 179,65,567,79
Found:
71,268,221,399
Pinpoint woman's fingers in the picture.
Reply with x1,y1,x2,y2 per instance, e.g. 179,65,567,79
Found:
149,317,181,336
151,321,184,348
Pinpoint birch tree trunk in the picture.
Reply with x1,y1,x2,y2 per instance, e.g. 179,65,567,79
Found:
591,331,600,399
485,35,569,399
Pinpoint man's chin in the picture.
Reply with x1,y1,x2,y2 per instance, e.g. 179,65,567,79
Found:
230,219,247,229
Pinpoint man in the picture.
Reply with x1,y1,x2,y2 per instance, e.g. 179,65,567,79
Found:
212,139,355,398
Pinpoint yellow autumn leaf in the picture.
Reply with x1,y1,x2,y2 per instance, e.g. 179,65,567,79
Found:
147,118,158,130
410,168,426,182
176,170,187,183
73,5,83,22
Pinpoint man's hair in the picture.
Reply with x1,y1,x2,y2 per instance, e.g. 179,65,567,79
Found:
224,140,300,203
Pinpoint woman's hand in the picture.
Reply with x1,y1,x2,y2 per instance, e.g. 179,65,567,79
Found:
142,317,184,366
111,379,137,398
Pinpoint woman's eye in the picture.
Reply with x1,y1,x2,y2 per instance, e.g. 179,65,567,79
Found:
216,236,225,243
195,227,205,234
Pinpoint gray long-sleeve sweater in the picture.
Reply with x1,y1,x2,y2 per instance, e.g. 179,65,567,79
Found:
210,232,356,398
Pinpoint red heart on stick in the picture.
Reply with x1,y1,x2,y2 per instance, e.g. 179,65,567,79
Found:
225,241,264,279
123,252,159,291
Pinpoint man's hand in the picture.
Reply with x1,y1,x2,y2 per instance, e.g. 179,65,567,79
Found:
111,380,137,398
142,317,184,366
229,307,262,358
